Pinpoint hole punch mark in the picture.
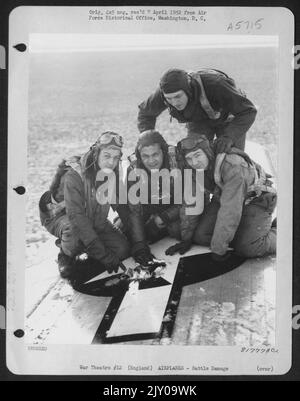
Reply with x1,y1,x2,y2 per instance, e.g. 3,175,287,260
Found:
13,43,27,52
13,186,26,195
14,329,24,338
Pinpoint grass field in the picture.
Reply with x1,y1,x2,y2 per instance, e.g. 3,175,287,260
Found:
27,46,278,263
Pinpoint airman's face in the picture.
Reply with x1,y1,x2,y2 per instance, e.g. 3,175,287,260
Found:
163,90,189,111
98,147,121,172
185,148,209,170
140,143,164,171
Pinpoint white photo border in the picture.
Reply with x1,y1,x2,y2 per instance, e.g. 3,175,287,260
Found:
7,5,294,375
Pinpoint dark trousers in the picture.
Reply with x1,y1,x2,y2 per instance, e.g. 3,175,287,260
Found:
193,193,277,258
44,214,130,261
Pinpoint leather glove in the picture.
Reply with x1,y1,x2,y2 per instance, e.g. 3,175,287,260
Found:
215,136,233,154
134,248,154,266
211,251,232,263
165,240,192,256
102,252,121,274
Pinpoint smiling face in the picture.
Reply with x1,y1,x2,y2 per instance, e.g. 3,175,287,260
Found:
163,90,189,111
185,148,209,170
140,143,164,171
97,147,122,172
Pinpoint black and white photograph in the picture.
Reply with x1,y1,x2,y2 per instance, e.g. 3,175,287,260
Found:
6,6,294,375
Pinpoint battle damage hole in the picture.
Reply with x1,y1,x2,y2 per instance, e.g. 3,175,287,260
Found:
14,329,24,338
13,43,27,52
14,186,26,195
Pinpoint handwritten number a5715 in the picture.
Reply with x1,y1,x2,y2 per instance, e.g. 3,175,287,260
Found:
227,18,264,31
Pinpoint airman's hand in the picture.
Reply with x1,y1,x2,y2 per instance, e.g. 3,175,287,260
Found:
165,241,192,256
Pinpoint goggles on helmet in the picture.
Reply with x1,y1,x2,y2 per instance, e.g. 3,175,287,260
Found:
177,136,207,153
96,131,124,148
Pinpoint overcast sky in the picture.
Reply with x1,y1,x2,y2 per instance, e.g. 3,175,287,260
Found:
29,34,278,53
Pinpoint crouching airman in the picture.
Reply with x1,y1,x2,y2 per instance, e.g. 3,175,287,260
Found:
166,135,277,260
124,130,182,265
39,131,130,284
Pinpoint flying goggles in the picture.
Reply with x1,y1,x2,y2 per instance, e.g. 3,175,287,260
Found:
177,136,208,154
95,131,124,148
